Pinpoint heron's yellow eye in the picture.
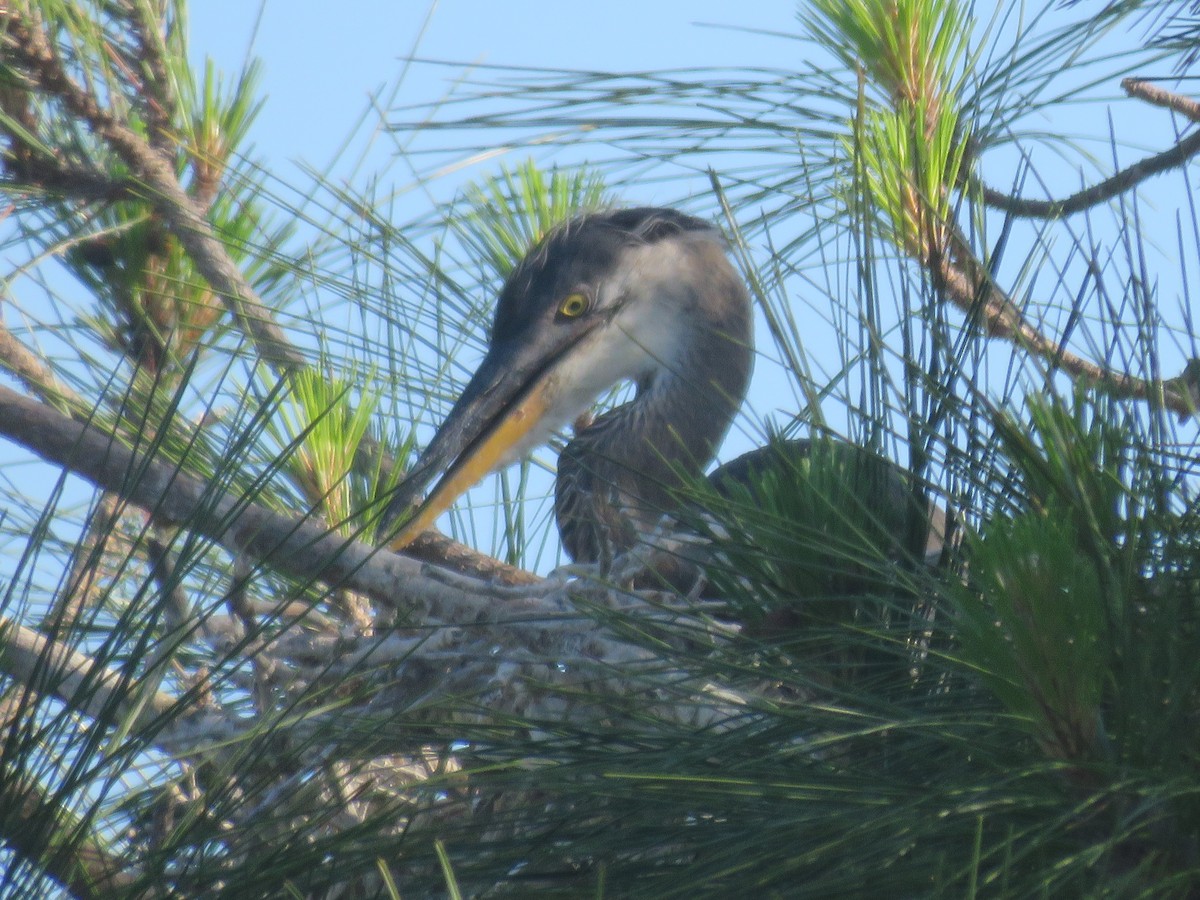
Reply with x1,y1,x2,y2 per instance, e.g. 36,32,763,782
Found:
557,292,589,319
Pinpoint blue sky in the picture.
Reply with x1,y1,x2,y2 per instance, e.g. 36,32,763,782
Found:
190,2,800,181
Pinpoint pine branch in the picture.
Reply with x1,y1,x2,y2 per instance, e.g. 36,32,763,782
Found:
0,6,306,372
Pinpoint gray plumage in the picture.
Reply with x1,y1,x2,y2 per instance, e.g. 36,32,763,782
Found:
384,206,753,565
541,210,753,562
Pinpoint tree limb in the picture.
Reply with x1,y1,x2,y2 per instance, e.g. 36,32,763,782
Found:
0,614,178,732
0,383,484,623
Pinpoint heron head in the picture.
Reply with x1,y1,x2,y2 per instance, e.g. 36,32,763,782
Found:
385,207,749,549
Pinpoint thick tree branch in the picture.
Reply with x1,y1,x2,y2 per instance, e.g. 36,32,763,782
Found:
0,614,178,731
0,383,488,623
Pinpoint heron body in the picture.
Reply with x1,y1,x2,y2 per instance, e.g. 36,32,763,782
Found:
386,208,753,563
708,438,947,565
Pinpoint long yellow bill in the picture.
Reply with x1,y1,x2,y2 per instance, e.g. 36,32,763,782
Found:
387,387,550,551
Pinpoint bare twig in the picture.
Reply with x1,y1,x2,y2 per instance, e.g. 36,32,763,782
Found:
1122,77,1200,121
51,493,126,626
405,531,541,586
145,531,197,631
975,80,1200,219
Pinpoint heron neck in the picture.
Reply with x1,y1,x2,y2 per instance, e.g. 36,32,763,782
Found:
556,318,752,563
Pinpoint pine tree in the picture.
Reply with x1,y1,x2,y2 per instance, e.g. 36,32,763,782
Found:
1,1,1198,895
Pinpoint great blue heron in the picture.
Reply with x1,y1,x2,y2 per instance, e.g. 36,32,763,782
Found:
384,206,941,568
385,207,752,564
